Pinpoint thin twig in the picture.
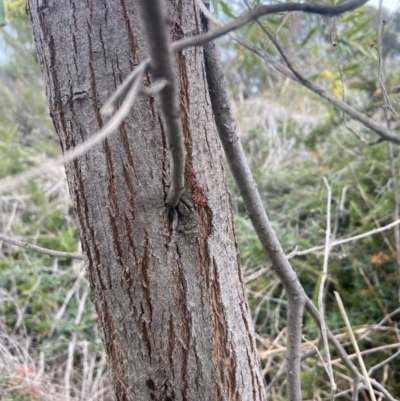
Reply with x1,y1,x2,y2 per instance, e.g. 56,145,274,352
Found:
368,350,400,377
334,291,377,401
331,342,400,363
244,265,271,284
47,268,86,337
100,60,150,116
377,307,400,327
65,333,76,401
14,277,41,331
0,63,146,194
264,346,319,396
255,23,400,145
355,261,393,325
319,178,336,393
183,0,368,52
288,219,400,258
0,233,84,260
331,12,378,145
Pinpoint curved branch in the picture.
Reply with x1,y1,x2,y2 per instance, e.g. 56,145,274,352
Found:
0,63,145,195
176,0,368,52
203,29,305,401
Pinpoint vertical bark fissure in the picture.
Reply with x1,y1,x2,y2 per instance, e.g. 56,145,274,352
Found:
171,243,192,398
177,44,244,399
87,32,103,128
120,0,138,63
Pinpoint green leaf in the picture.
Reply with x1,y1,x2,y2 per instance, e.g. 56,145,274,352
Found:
220,1,236,19
296,26,317,48
211,0,218,16
342,63,359,74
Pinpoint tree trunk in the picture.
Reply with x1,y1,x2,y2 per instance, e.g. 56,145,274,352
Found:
27,1,265,400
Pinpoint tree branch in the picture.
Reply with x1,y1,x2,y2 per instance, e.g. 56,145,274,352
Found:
0,233,84,260
178,0,368,52
289,218,400,258
335,292,377,401
261,29,400,144
264,345,320,397
203,24,305,401
199,2,400,145
319,178,336,394
137,0,185,208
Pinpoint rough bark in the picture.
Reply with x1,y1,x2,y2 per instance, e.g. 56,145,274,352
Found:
27,1,265,400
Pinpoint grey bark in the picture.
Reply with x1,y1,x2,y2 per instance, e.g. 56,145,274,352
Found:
27,1,264,400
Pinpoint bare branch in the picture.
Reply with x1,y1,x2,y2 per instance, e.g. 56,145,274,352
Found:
264,345,320,396
377,307,400,327
183,0,368,52
100,60,150,117
138,0,185,208
200,3,400,145
203,22,305,401
47,268,86,338
368,350,400,377
352,379,361,401
256,24,400,145
0,233,84,260
319,178,336,393
289,219,400,258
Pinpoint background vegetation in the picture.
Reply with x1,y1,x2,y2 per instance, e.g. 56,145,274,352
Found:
1,0,399,399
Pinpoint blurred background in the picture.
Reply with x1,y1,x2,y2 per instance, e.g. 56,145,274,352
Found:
1,0,400,399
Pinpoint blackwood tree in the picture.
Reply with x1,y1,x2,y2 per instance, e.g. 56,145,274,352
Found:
24,0,396,400
27,0,265,399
